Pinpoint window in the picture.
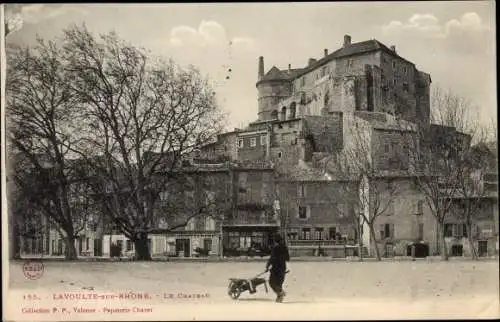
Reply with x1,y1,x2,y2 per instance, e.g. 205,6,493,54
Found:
347,59,354,67
203,238,212,251
418,223,424,240
298,206,308,219
392,61,396,70
277,152,282,158
462,224,468,238
250,137,257,147
86,238,90,251
205,217,215,231
300,77,305,87
384,144,390,153
417,200,423,215
238,139,244,148
288,229,298,240
478,240,488,257
445,223,467,238
321,66,327,77
444,224,453,237
260,135,266,145
238,172,248,185
386,200,395,215
329,227,337,240
403,82,409,92
289,102,297,119
116,240,123,252
393,79,397,86
315,228,324,240
379,223,394,239
298,183,306,198
126,240,133,251
403,66,408,75
186,218,195,231
301,228,311,240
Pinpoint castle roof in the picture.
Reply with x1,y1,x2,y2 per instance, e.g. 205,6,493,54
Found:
257,39,417,86
256,65,305,84
294,39,415,79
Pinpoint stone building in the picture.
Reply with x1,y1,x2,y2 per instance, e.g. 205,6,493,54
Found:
14,35,497,259
199,35,497,258
256,35,431,125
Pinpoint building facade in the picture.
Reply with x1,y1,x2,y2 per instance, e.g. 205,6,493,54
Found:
16,35,497,259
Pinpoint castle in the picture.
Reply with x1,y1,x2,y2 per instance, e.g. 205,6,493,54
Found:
16,36,498,259
256,35,431,125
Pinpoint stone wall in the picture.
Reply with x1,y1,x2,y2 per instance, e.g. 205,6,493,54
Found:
372,128,411,171
257,80,293,121
238,132,268,162
415,71,431,124
278,180,358,237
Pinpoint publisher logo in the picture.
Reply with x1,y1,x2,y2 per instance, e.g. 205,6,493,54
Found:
23,261,44,280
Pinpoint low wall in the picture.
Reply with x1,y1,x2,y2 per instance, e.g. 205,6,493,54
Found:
289,245,363,258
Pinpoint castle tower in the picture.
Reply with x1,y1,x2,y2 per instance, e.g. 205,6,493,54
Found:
256,56,292,121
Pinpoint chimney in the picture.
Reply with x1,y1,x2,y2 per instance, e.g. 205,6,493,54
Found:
288,64,291,71
308,58,317,66
324,48,328,57
343,35,351,47
258,56,264,78
390,45,396,53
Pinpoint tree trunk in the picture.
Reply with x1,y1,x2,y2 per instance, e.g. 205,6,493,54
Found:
369,224,381,261
64,235,78,260
356,222,364,262
134,234,152,261
466,224,478,260
439,223,448,261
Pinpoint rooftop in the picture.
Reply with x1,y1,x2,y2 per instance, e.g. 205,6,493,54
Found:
257,38,417,85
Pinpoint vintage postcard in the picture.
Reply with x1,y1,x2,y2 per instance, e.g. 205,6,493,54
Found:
2,2,499,321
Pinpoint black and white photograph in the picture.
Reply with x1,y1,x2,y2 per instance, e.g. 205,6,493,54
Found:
1,2,498,320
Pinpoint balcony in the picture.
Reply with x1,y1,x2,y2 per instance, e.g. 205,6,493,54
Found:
288,239,356,247
223,208,277,226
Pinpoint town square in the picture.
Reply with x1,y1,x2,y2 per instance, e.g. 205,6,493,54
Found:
2,2,498,321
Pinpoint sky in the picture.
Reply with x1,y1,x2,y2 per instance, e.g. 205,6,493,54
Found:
4,2,497,131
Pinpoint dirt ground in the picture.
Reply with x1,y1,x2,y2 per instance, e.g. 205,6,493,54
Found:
6,260,499,320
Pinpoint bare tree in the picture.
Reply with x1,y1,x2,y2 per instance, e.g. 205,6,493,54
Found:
405,86,481,260
61,25,225,260
154,166,232,232
325,116,405,261
6,40,84,260
451,122,493,259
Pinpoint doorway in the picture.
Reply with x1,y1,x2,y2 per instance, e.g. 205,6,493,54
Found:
451,244,463,256
94,239,102,256
478,240,488,257
176,238,190,257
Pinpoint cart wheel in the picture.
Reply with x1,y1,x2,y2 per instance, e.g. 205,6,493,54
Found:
227,282,241,300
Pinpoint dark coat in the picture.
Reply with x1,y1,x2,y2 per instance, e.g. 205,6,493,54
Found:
266,242,290,274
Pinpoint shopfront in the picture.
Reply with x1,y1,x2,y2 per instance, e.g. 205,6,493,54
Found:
222,225,279,256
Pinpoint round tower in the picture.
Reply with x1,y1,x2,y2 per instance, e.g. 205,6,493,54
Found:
256,56,292,121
